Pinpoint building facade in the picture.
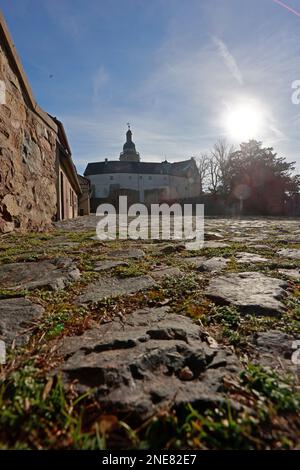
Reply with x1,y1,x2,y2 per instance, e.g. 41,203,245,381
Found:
53,117,81,221
0,11,81,232
85,128,201,211
78,174,91,216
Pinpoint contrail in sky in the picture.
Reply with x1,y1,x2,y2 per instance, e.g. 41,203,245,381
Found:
272,0,300,17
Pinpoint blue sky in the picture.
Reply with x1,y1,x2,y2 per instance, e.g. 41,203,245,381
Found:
1,0,300,175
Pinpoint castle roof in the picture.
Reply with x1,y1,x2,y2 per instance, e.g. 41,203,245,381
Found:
84,159,197,178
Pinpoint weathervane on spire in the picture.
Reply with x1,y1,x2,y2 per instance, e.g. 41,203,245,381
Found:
127,122,131,130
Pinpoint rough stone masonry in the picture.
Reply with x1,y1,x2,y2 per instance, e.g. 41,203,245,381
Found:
0,14,61,232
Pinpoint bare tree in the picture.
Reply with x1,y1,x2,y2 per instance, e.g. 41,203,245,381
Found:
194,140,235,195
208,155,221,193
211,139,235,192
195,153,210,193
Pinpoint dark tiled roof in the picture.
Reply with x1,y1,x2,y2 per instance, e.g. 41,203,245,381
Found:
84,159,196,177
77,174,90,184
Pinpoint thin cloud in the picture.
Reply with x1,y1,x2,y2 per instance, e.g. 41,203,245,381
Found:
42,1,87,41
93,66,109,100
213,37,244,85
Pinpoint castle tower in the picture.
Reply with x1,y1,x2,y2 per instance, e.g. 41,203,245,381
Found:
119,125,140,162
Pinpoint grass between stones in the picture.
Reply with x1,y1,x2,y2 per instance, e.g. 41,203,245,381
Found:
0,223,300,449
0,359,299,449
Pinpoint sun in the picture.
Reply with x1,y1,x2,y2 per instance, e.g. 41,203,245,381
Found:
224,101,264,141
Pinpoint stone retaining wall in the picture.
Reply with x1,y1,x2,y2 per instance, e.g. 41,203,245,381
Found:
0,22,58,232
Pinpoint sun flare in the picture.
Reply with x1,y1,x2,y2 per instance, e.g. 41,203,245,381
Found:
224,101,264,141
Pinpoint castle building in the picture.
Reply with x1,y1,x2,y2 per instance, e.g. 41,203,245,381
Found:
84,127,200,210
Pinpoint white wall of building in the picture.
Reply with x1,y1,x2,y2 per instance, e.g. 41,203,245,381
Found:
87,172,198,201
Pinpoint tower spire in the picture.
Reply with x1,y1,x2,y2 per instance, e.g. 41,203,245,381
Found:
120,125,140,162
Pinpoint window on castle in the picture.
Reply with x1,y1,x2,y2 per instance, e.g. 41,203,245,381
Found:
110,176,114,180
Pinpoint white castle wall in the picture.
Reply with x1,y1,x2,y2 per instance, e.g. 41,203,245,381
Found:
88,172,198,202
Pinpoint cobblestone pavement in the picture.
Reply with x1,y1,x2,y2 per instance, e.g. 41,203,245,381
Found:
0,216,300,449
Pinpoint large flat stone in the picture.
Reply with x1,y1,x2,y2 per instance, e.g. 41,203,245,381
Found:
57,307,240,418
235,252,268,264
0,258,80,291
277,249,300,260
251,244,271,250
76,275,156,304
108,249,145,259
251,330,300,375
157,244,186,254
205,272,288,316
93,260,129,272
204,232,224,241
185,256,228,272
0,297,44,346
278,269,300,281
184,256,206,268
150,266,182,280
204,241,229,248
